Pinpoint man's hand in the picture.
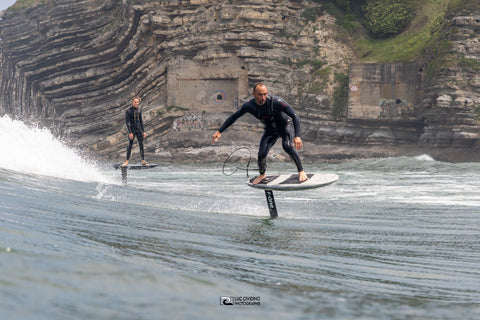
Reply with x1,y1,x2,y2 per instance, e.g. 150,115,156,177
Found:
211,131,221,144
129,133,134,140
294,137,303,151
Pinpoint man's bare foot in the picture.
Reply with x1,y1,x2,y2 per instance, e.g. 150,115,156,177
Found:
122,160,129,166
142,160,149,166
299,171,308,182
252,174,266,185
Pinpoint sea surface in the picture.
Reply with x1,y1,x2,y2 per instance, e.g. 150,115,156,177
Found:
1,115,479,319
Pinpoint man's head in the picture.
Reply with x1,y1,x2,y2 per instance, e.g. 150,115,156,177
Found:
132,96,141,108
252,83,268,106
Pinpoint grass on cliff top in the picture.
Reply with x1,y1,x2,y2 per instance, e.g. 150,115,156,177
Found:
355,0,452,63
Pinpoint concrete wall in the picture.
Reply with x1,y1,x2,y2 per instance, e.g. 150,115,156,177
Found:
167,57,248,112
348,62,424,120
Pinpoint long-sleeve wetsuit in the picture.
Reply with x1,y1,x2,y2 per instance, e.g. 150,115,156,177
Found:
218,95,303,175
125,106,145,161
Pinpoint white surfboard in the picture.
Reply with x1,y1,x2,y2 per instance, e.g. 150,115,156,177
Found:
247,173,338,191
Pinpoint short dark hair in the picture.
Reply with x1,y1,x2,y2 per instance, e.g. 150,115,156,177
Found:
252,82,267,92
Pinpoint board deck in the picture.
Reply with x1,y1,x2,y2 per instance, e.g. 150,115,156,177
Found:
114,163,158,170
247,173,338,191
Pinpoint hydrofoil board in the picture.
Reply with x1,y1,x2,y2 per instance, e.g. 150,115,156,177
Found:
247,173,338,191
114,163,158,170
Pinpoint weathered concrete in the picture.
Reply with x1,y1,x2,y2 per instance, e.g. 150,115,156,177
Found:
348,62,423,120
167,56,248,111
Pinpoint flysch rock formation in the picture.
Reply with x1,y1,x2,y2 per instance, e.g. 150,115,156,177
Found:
420,12,480,161
0,0,479,163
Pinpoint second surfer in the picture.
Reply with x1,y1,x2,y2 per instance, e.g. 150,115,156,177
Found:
122,96,148,166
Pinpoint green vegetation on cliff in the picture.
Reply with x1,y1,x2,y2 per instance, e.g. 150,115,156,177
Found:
357,0,451,63
362,0,415,39
318,0,477,63
423,0,480,82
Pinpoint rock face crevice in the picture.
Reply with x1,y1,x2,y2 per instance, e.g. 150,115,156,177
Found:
0,0,479,162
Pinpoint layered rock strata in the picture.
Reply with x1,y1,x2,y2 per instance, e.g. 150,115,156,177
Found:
0,0,479,163
421,12,480,158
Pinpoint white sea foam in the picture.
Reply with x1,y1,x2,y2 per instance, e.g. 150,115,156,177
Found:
414,154,435,162
0,115,109,182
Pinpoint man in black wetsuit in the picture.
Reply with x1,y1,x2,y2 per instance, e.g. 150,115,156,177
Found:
212,83,307,185
122,96,148,166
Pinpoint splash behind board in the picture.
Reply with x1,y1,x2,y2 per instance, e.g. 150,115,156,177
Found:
247,173,338,191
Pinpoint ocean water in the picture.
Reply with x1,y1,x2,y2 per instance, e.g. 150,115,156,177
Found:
1,115,479,319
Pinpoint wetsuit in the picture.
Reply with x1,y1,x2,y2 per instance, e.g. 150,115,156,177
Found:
218,95,303,175
125,106,145,161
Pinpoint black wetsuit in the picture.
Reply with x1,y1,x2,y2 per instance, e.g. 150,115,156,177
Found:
218,95,303,175
125,106,145,161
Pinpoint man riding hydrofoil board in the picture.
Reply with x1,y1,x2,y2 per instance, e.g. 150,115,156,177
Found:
212,82,308,185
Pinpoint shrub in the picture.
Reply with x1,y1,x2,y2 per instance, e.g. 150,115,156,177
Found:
332,72,349,119
362,0,415,38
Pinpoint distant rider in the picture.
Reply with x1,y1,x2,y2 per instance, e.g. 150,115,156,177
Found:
211,82,307,184
122,96,148,166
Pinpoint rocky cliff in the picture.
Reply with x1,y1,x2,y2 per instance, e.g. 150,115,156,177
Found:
0,0,479,163
421,7,480,160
